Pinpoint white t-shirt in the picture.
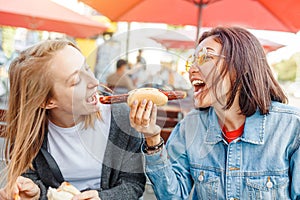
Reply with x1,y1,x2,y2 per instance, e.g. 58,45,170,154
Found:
47,104,111,191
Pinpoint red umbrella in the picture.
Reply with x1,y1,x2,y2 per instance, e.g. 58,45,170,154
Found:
150,29,197,49
0,0,108,38
258,0,300,33
79,0,299,33
150,28,289,52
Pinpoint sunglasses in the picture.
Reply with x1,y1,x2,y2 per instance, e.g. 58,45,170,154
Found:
185,47,225,72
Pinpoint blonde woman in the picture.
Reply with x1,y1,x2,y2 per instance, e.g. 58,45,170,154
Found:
0,40,145,199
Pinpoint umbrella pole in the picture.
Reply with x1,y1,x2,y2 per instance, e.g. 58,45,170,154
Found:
196,0,203,43
126,22,131,61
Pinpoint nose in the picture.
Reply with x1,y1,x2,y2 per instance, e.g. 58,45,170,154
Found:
189,64,200,74
86,73,99,89
188,65,200,82
88,77,99,89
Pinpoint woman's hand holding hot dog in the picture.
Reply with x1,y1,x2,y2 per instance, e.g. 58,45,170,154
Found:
129,99,162,146
128,87,185,146
0,176,40,200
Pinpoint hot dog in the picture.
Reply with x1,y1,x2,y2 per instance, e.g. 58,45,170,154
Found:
47,182,80,200
127,88,168,106
99,88,187,106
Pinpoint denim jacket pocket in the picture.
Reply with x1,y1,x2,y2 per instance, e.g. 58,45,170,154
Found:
191,167,220,200
246,175,290,200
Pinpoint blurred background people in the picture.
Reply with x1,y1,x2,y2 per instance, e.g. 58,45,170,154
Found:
136,49,146,66
106,59,136,94
128,49,148,88
94,33,121,82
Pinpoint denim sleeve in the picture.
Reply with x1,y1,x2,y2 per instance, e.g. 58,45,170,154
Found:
290,139,300,200
145,123,193,199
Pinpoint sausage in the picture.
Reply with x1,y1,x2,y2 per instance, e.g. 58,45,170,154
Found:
99,93,129,104
99,90,186,104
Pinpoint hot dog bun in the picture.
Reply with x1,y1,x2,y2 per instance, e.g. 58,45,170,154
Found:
127,88,168,106
47,182,80,200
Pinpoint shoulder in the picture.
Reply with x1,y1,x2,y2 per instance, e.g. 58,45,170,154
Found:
184,107,211,121
110,103,131,130
269,101,300,118
267,102,300,135
173,107,212,135
123,74,133,80
110,103,141,138
108,103,143,151
106,73,117,80
111,103,130,118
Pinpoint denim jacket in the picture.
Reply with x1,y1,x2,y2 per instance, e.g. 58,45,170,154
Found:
145,102,300,200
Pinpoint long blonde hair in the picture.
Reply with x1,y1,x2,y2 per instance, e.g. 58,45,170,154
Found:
3,39,98,194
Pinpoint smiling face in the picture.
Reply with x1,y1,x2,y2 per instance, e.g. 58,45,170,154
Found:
47,45,99,126
189,36,230,109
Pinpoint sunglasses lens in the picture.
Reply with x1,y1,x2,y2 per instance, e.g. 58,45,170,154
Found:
186,48,211,71
197,47,207,66
185,55,194,71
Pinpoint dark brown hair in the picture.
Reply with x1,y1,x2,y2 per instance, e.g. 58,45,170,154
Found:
198,26,287,116
116,59,128,69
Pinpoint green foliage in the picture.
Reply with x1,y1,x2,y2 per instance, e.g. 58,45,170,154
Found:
2,26,16,58
167,25,184,30
273,53,300,82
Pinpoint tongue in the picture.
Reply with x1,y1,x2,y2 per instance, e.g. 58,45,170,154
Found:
194,85,202,92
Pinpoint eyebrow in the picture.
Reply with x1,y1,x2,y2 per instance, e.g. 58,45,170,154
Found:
65,59,87,83
206,46,216,52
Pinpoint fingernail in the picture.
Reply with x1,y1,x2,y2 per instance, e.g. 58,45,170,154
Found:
14,194,20,200
133,100,138,105
142,99,147,105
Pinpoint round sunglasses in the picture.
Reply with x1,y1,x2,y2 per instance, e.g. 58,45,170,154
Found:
185,47,225,72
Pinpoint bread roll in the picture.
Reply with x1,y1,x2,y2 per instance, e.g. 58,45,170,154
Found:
47,182,80,200
127,88,168,106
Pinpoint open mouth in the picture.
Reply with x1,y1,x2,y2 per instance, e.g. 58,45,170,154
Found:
192,79,206,93
87,93,99,105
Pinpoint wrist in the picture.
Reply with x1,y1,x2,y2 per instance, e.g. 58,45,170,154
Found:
145,134,161,146
144,137,164,154
145,137,164,149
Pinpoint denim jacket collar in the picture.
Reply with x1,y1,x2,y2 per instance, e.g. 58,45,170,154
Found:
205,107,266,145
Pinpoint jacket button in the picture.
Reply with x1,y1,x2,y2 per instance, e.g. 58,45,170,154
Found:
266,181,273,188
198,175,204,181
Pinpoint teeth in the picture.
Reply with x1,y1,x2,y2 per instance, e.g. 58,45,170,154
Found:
87,94,98,103
192,80,205,86
87,96,93,103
